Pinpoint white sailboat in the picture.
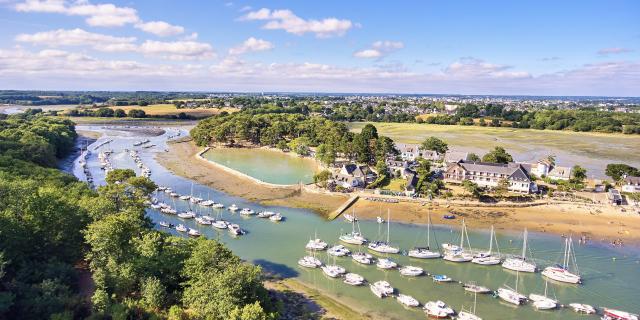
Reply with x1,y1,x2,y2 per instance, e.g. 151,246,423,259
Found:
399,265,424,276
502,229,537,273
542,236,581,284
352,251,374,264
370,280,394,298
497,271,527,305
443,219,473,262
339,211,368,245
306,231,328,251
328,244,350,257
568,303,596,314
397,294,420,307
472,225,502,265
423,300,455,318
458,291,482,320
408,212,441,259
343,273,365,286
529,280,558,310
298,255,322,268
376,258,397,269
368,210,400,254
321,253,346,278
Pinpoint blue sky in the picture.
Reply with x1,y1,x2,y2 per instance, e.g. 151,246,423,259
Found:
0,0,638,96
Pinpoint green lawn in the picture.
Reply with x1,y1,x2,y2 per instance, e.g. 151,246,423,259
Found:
384,178,406,191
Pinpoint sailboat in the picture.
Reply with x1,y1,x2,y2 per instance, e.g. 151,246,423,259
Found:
306,231,328,251
321,251,346,278
497,271,527,305
502,229,537,273
458,291,482,320
472,225,502,265
370,280,394,298
397,294,420,307
408,212,441,259
529,280,558,310
368,210,400,254
542,236,581,284
339,211,368,245
443,219,473,262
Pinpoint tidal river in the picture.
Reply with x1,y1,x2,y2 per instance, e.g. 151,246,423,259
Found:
71,125,640,320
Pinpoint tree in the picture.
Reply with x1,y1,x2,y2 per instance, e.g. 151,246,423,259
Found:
482,147,513,164
114,109,126,118
360,124,378,141
571,165,587,184
127,109,146,118
421,136,448,155
313,170,331,186
468,153,481,162
494,178,509,197
462,180,481,198
94,107,114,117
605,163,639,182
375,159,388,176
315,144,336,166
140,277,166,309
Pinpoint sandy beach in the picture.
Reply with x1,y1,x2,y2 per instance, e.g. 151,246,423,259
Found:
156,139,347,215
157,139,640,244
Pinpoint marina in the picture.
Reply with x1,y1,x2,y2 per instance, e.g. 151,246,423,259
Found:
72,125,640,320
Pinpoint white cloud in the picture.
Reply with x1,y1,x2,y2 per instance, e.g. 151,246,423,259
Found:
14,0,184,36
354,40,404,59
14,28,214,60
228,37,274,55
15,28,136,48
443,57,531,79
597,47,633,55
138,40,215,60
134,21,184,37
241,8,354,38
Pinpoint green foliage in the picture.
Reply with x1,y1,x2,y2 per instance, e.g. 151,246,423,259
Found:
127,109,146,118
421,136,449,154
467,153,481,162
571,165,587,185
494,178,509,197
605,163,639,182
482,146,513,164
313,170,331,185
462,180,481,198
140,277,166,309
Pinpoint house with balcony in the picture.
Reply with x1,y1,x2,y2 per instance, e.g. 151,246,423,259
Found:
444,160,537,194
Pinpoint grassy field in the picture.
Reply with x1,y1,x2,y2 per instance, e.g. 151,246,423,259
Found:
109,104,238,118
384,178,406,191
349,122,640,178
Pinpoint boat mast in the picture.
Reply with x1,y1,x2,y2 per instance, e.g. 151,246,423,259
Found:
563,237,570,269
459,219,465,250
522,229,528,260
386,209,390,244
427,212,431,248
489,225,494,254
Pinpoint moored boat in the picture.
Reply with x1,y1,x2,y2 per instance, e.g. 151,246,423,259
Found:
376,258,397,269
399,265,424,276
352,251,374,264
542,236,581,284
408,213,441,259
423,300,455,318
502,229,536,273
569,303,596,314
370,280,394,298
602,308,639,320
328,245,350,257
343,273,365,286
397,294,420,307
298,256,322,268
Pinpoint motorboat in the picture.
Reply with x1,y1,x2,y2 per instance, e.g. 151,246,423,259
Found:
187,228,201,237
602,308,638,320
497,287,526,305
343,273,364,286
179,195,191,201
199,200,215,206
472,226,502,265
328,245,350,257
569,303,596,314
258,211,276,218
399,265,424,276
175,224,187,232
212,220,229,229
229,204,239,211
376,216,384,224
321,264,346,278
228,224,244,236
397,294,420,307
370,280,394,298
306,238,328,251
432,274,453,283
542,236,581,284
502,229,536,273
240,208,255,215
352,252,374,264
177,211,196,219
298,256,322,268
161,208,177,214
423,300,455,318
376,258,397,269
195,217,212,225
339,232,368,245
269,213,283,222
158,221,171,228
343,213,357,223
408,213,441,259
212,203,225,209
463,282,492,294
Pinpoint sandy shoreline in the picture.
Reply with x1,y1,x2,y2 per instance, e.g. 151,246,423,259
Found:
156,139,347,215
157,139,640,244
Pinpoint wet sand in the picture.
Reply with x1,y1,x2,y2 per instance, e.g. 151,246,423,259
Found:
156,139,347,215
157,139,640,244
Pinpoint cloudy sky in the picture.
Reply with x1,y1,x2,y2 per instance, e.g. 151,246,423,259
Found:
0,0,638,96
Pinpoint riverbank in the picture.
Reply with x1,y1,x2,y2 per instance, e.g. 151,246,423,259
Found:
349,197,640,244
156,139,347,215
158,137,640,244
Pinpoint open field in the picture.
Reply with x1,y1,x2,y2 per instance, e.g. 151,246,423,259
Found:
349,122,640,179
109,104,238,118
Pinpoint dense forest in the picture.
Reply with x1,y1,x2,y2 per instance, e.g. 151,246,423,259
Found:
421,104,640,134
0,114,278,319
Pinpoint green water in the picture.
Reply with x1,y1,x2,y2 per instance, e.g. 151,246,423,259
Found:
78,126,640,320
202,148,318,185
